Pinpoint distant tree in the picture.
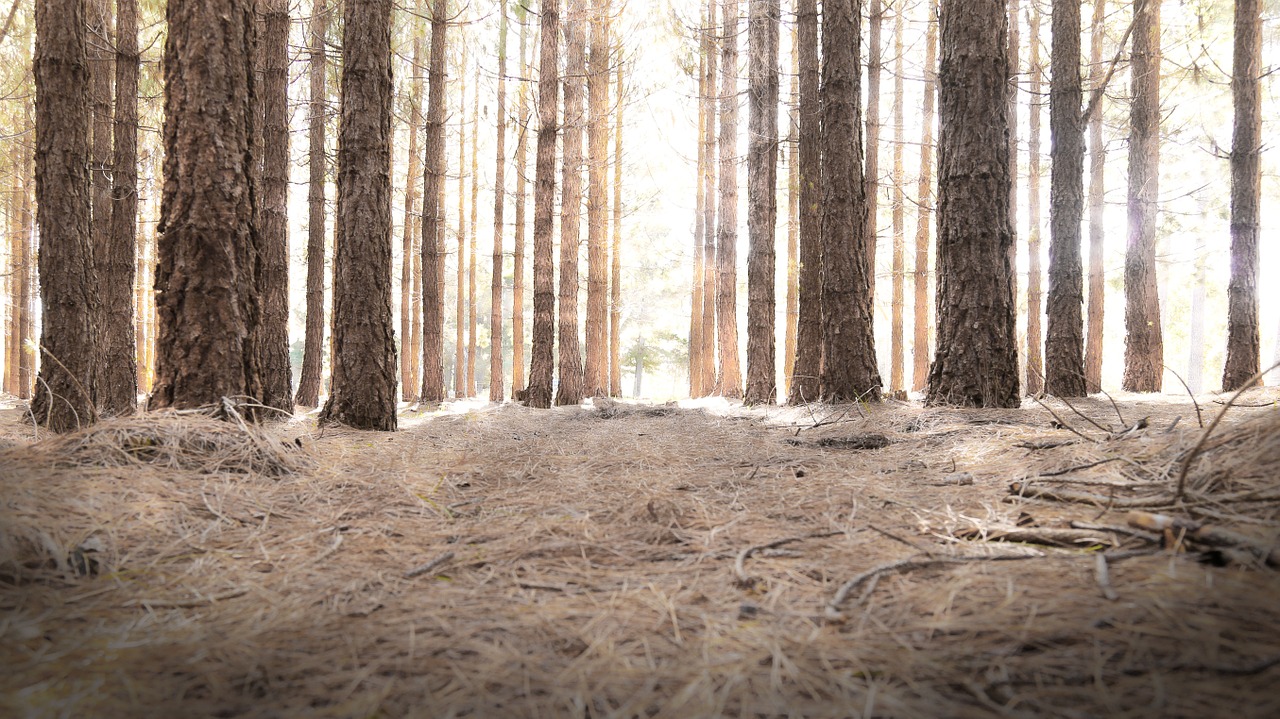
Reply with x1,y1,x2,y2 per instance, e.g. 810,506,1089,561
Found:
258,0,293,413
468,60,479,397
695,0,718,397
1025,8,1043,395
319,0,397,430
455,44,469,398
526,0,561,409
419,0,449,404
610,55,625,397
489,0,509,402
690,32,708,399
715,0,742,398
743,0,779,405
1222,0,1262,391
1084,0,1107,393
401,0,426,403
926,0,1019,408
584,0,611,398
864,0,883,297
911,1,937,393
512,5,530,398
295,0,329,408
782,30,799,399
555,0,587,406
787,0,821,404
889,4,905,394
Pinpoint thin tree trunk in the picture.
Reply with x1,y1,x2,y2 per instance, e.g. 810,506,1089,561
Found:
783,27,798,399
610,53,624,397
787,0,820,404
743,0,778,405
420,0,449,403
1025,8,1043,394
556,0,586,406
526,0,561,409
18,143,35,400
1222,0,1262,391
468,61,479,397
584,0,610,398
1122,0,1163,392
5,140,18,396
259,0,293,413
716,0,742,398
512,10,530,398
911,1,937,393
455,44,468,398
296,0,328,408
864,0,882,297
926,0,1019,408
889,4,905,394
697,0,718,397
490,0,509,402
401,0,426,403
690,39,707,398
1084,0,1106,393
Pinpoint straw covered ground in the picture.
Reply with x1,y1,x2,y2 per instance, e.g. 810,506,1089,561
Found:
1,389,1278,718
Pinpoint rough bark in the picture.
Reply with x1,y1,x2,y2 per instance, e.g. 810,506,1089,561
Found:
87,0,114,412
926,0,1019,408
610,55,624,397
152,0,262,415
419,0,449,403
258,0,293,413
295,0,328,408
17,145,35,400
715,0,742,398
743,0,779,405
1007,0,1019,311
1122,0,1163,392
526,0,560,409
819,0,881,403
696,0,718,397
1222,0,1262,391
319,0,397,430
787,0,821,405
402,0,426,403
1025,9,1043,395
888,5,905,394
1045,0,1086,397
555,0,586,406
489,1,509,402
864,0,882,298
3,141,16,396
584,0,610,398
1084,0,1106,393
911,2,937,393
783,29,798,399
512,11,530,398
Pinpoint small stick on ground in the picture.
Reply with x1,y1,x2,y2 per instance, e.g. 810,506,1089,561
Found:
734,531,845,587
123,588,248,609
1094,553,1118,600
404,551,456,579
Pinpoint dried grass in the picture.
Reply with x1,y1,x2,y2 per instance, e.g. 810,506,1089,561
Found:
0,390,1277,717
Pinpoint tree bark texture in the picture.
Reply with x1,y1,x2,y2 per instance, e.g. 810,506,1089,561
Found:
696,0,718,397
911,1,937,393
819,0,881,403
783,28,799,399
1084,0,1106,393
401,0,426,403
1025,8,1043,395
788,0,820,404
526,0,560,409
926,0,1019,408
555,0,586,406
296,0,328,408
889,5,905,394
1045,0,1086,397
1222,0,1262,391
1122,0,1163,392
864,0,882,298
715,0,742,398
153,0,261,414
584,0,610,398
419,0,449,403
490,1,509,402
258,0,293,413
319,0,397,430
743,0,778,405
17,144,36,400
87,0,115,412
512,12,530,398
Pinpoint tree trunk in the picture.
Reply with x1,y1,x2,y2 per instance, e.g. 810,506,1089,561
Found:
258,0,293,413
1044,0,1086,397
296,0,328,408
864,0,883,301
87,0,117,413
99,0,139,416
1084,0,1106,393
455,44,468,398
911,1,937,393
1007,0,1020,314
1122,0,1163,393
610,54,624,397
401,0,426,403
889,4,905,394
319,0,396,430
690,39,707,399
696,0,718,397
1222,0,1261,391
490,1,509,402
555,0,586,406
18,143,35,400
526,0,561,409
783,28,798,400
152,0,261,416
419,0,449,403
926,0,1019,408
743,0,778,405
584,0,610,398
3,141,16,396
468,61,479,397
820,0,881,403
715,0,742,398
1025,8,1043,395
787,0,821,405
512,10,530,399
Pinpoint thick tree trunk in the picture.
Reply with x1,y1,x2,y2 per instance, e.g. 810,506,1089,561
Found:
526,0,561,409
512,12,530,399
715,0,742,398
889,5,905,395
783,30,798,400
419,0,449,403
926,0,1019,408
1025,9,1043,395
295,0,328,408
87,0,116,413
152,0,261,415
556,0,586,406
401,0,426,403
820,0,880,403
911,1,937,393
1084,0,1106,393
584,0,610,398
1122,0,1163,392
696,0,718,397
743,0,778,405
319,0,397,430
1044,0,1086,397
258,0,293,413
787,0,820,405
1222,0,1262,391
864,0,883,299
610,56,624,397
490,1,509,402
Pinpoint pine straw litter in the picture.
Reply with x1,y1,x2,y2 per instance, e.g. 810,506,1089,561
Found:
0,391,1277,717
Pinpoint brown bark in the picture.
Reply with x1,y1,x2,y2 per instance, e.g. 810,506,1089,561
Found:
715,0,742,398
696,0,718,397
420,0,449,403
258,0,293,413
87,0,113,412
1007,0,1019,309
787,0,820,405
1025,8,1043,395
888,5,905,395
512,13,530,398
526,0,560,409
1122,0,1163,392
402,0,426,403
295,0,328,408
4,141,16,396
468,61,479,397
926,0,1019,408
490,1,509,402
610,54,623,397
820,0,880,403
19,146,35,401
1222,0,1262,391
555,0,586,406
152,0,261,415
911,2,937,393
690,39,707,399
782,27,798,400
584,0,610,398
1044,0,1086,397
319,0,397,430
864,0,882,298
743,0,778,405
1084,0,1106,393
455,44,468,398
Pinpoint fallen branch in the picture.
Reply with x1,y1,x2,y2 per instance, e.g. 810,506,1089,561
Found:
1009,482,1169,509
957,526,1115,548
123,588,248,609
404,551,456,579
734,531,844,587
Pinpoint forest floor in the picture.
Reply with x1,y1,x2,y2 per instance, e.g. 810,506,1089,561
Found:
1,389,1278,718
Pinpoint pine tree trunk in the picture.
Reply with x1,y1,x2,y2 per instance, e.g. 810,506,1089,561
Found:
584,0,610,398
295,0,328,408
820,0,881,403
1044,0,1086,397
526,0,561,409
490,1,509,402
419,0,449,403
889,5,905,395
152,0,262,416
1025,9,1043,395
610,56,624,398
3,143,16,395
1007,0,1020,301
258,0,293,413
319,0,397,430
715,0,742,398
864,0,882,299
401,0,426,403
468,62,479,397
911,1,937,393
455,45,468,398
926,0,1019,408
690,40,707,399
87,0,112,410
1122,0,1163,392
696,0,718,397
1084,0,1106,393
555,0,586,406
783,30,799,400
17,146,35,400
1222,0,1261,391
787,0,820,405
743,0,778,405
512,11,530,398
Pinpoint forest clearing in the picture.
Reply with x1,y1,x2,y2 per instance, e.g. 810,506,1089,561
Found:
3,390,1278,717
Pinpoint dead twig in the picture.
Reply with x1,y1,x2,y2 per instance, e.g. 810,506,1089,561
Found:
733,531,844,587
123,588,248,609
1094,553,1118,601
1163,365,1204,428
404,551,457,579
1009,482,1170,509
